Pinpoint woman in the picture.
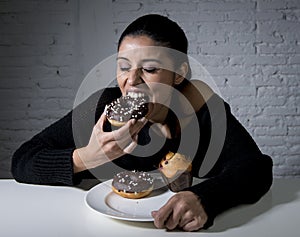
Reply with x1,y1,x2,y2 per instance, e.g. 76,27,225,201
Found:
11,14,273,231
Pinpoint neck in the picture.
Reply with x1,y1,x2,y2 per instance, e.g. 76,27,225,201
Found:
149,106,182,139
147,103,170,124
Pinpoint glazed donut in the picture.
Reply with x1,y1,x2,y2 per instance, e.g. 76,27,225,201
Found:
105,93,149,127
112,170,154,199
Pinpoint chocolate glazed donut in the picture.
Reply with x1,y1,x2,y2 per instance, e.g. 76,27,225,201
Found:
105,93,149,127
112,170,154,199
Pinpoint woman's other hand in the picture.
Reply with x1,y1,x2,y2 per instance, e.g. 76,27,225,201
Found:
151,191,208,232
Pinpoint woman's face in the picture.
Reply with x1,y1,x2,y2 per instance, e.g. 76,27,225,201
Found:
117,35,184,122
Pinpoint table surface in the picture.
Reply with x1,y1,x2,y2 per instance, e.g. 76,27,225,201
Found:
1,178,299,237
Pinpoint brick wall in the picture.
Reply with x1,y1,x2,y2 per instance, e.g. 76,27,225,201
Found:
1,0,299,178
0,0,82,177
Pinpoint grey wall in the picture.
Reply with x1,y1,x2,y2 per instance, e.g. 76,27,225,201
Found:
1,0,299,178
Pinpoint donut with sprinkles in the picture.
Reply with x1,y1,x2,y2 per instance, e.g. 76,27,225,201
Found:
105,94,149,127
112,170,154,199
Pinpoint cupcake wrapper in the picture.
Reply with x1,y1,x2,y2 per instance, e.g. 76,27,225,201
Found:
161,170,193,192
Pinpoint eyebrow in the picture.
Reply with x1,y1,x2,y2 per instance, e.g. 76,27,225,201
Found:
116,57,163,65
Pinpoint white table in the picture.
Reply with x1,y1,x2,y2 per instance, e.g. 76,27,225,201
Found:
1,178,299,237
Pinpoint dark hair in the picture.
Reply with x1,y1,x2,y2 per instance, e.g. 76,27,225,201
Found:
118,14,188,55
117,14,191,80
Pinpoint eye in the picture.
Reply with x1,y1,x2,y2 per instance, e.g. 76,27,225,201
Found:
119,66,131,72
118,63,131,72
142,67,159,74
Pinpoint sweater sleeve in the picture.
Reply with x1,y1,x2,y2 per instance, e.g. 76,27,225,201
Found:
11,87,121,185
11,111,77,185
185,94,273,229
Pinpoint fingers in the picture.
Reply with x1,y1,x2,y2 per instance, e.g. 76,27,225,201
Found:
178,211,205,231
178,211,194,228
152,194,184,229
96,110,146,138
165,211,181,230
160,203,187,230
94,112,147,157
152,192,208,232
110,118,146,153
154,212,204,232
182,217,204,232
152,203,173,229
95,111,107,132
123,137,138,154
152,195,185,230
151,210,158,217
114,117,147,140
112,119,136,140
96,112,147,135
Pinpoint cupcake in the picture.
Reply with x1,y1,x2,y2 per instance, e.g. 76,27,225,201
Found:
159,152,193,192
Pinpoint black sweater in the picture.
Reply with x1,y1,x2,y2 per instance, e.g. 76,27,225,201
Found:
11,87,273,228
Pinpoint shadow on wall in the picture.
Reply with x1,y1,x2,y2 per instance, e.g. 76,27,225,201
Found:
0,160,13,179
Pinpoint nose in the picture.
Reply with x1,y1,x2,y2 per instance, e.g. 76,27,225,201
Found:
127,68,142,86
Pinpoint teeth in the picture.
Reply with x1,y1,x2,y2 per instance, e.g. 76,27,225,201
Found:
127,92,146,98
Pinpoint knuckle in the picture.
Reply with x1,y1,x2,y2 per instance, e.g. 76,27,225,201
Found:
165,217,177,230
154,217,164,228
166,222,176,230
185,211,194,219
97,136,105,146
196,217,201,225
196,216,205,229
183,226,191,232
103,142,119,154
170,194,180,203
177,201,188,211
155,212,164,222
104,142,113,150
182,224,192,232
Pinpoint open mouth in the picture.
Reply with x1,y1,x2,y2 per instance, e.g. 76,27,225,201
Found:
126,91,151,102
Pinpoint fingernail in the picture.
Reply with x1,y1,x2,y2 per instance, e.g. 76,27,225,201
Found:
130,119,137,125
141,117,148,124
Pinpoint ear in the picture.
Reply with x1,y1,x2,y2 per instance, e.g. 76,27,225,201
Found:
174,62,189,85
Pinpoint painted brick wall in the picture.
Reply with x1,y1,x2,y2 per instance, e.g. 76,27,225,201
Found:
0,0,299,178
0,0,82,177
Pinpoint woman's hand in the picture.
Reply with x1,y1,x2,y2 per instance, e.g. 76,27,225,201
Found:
73,112,148,173
151,191,208,232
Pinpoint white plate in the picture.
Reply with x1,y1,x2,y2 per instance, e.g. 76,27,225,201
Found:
85,176,175,222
